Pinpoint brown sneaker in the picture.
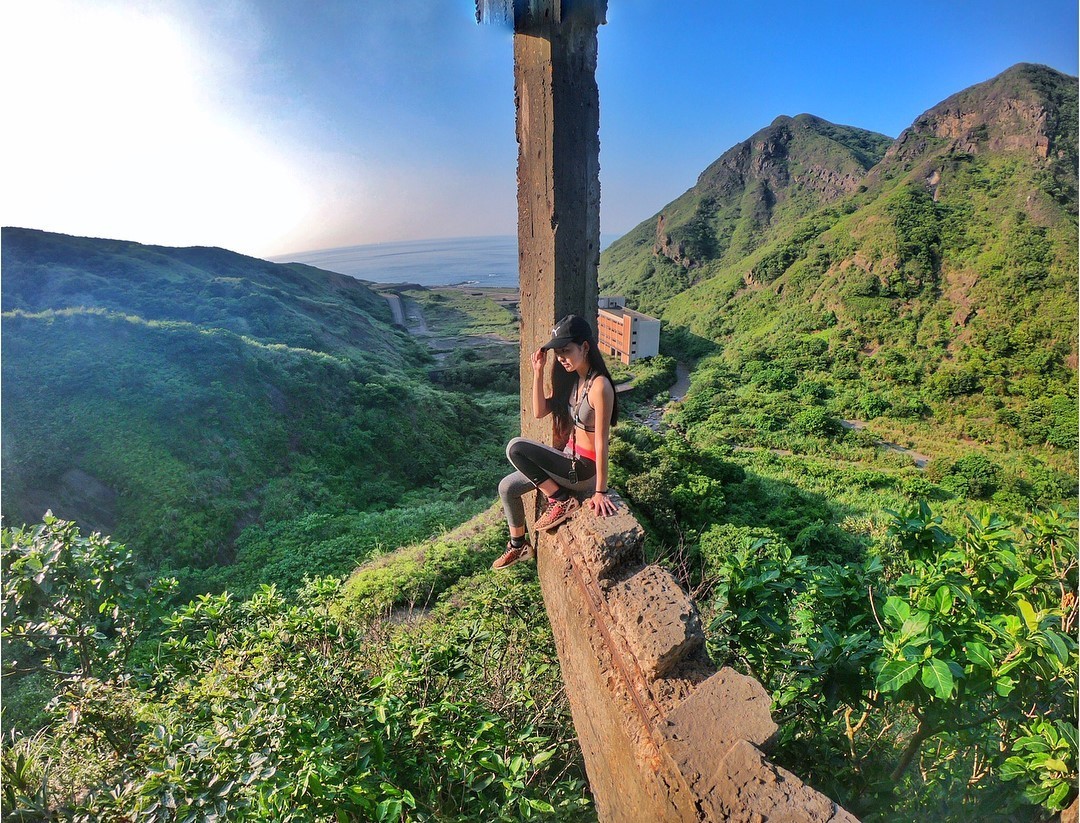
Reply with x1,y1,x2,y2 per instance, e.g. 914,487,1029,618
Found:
492,540,533,570
535,496,580,532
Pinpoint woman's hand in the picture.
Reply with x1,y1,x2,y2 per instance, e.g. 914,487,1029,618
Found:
588,490,617,517
531,347,548,376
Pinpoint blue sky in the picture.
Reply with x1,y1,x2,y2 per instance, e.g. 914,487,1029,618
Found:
3,0,1076,257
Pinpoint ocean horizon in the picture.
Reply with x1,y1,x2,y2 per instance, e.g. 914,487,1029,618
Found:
271,234,622,289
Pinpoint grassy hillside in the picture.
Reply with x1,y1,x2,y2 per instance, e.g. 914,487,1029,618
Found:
1,229,517,586
2,66,1077,823
2,228,406,363
593,67,1078,818
599,114,893,314
601,65,1077,478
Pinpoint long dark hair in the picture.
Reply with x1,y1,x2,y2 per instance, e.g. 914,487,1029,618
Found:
549,316,619,440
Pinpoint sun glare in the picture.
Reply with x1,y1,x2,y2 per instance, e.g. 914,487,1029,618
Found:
2,0,314,256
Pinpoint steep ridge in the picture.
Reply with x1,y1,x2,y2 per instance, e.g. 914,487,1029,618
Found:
600,115,892,314
870,62,1077,199
632,64,1076,453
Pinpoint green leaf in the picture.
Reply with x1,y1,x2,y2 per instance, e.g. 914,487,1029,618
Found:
531,749,556,767
999,756,1027,781
470,774,495,791
1018,599,1039,632
965,642,994,670
1055,721,1078,752
900,611,931,640
1049,780,1072,810
877,660,919,693
921,658,954,699
995,675,1016,697
1043,758,1069,773
882,597,910,627
376,799,401,822
1043,630,1070,664
1012,574,1037,593
933,585,954,614
1025,784,1052,804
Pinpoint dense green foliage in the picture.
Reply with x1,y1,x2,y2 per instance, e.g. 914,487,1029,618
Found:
698,503,1077,819
2,518,591,821
591,65,1079,819
602,65,1078,467
1,229,519,582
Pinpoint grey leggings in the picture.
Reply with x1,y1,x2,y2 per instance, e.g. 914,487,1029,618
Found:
498,437,597,529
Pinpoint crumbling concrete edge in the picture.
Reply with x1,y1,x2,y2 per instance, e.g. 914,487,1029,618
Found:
535,498,860,823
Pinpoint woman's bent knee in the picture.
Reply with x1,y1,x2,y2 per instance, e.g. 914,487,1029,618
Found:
498,472,518,498
505,436,527,463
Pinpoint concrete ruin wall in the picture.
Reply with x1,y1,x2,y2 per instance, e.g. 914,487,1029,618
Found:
535,495,859,823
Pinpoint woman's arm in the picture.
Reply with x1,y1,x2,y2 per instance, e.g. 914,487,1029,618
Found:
531,347,552,419
587,376,618,517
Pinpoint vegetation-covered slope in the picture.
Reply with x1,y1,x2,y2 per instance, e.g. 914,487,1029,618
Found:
2,65,1077,823
2,227,405,362
1,228,514,582
599,114,893,314
605,64,1078,465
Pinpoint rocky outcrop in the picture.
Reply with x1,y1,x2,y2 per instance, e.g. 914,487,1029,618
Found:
653,214,699,269
533,494,858,822
872,63,1076,183
642,115,891,273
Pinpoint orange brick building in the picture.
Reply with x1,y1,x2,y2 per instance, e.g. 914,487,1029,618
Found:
597,296,660,364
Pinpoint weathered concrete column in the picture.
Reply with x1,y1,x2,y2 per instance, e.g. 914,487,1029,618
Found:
487,0,604,440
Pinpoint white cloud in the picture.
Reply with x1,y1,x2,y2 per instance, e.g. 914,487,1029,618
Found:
1,0,316,256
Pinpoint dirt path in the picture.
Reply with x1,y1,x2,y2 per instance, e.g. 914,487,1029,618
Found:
383,293,405,326
636,360,691,432
669,361,692,401
840,419,931,468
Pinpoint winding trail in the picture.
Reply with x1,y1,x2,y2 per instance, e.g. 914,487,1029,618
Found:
637,360,691,432
839,419,931,468
383,293,405,326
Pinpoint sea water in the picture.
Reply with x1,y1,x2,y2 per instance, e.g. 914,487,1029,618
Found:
272,234,620,289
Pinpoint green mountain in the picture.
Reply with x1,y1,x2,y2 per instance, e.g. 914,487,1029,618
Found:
604,64,1078,457
599,114,893,314
2,228,407,363
1,228,506,576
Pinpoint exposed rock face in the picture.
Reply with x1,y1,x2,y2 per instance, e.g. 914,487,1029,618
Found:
533,494,858,822
654,214,698,270
626,114,892,275
696,115,870,205
870,63,1077,183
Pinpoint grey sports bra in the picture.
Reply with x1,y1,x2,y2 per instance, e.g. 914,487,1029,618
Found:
570,372,599,432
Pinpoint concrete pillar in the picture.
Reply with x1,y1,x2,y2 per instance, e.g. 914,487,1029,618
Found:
511,2,604,442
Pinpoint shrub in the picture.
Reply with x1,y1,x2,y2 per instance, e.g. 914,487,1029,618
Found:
951,453,1002,499
792,407,838,437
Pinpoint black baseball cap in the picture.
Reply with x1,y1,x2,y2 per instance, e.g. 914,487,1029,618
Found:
540,314,593,350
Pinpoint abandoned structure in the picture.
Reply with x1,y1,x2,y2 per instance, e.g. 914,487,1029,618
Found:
476,0,858,818
597,296,661,363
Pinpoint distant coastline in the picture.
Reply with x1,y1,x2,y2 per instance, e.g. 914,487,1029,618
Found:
271,234,622,289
